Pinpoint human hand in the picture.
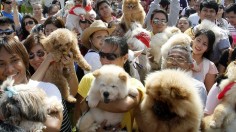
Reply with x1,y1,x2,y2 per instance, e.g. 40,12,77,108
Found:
12,0,18,9
61,52,74,66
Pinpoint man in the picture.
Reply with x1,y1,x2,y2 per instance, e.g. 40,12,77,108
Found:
0,17,17,38
225,3,236,47
150,9,168,35
185,0,230,65
1,0,22,23
162,44,207,107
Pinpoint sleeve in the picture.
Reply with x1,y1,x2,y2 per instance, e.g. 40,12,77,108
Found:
204,83,220,115
84,52,102,74
77,73,94,98
167,0,180,26
144,0,161,31
219,49,229,68
218,38,231,52
208,61,219,75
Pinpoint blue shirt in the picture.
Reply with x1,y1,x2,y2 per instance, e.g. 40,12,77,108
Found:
1,10,23,22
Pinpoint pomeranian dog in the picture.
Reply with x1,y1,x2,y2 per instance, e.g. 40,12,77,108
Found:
40,28,91,103
0,77,63,132
201,61,236,132
77,65,138,132
135,69,203,132
121,0,146,28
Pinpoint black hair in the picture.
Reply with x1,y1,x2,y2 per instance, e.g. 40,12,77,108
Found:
51,0,61,9
225,3,236,14
150,9,168,22
103,36,130,74
0,17,15,31
200,0,219,14
159,0,170,10
195,29,215,59
95,0,111,14
19,15,38,41
43,16,65,29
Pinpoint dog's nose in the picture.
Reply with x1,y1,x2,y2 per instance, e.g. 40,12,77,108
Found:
103,92,109,98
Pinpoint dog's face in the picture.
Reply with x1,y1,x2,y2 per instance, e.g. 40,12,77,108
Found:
144,69,196,120
93,65,129,103
123,0,140,10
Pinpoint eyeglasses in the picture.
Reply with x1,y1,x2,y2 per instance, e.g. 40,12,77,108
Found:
166,56,188,64
29,50,45,60
4,1,12,4
99,51,120,61
25,21,34,26
153,18,167,24
0,29,14,36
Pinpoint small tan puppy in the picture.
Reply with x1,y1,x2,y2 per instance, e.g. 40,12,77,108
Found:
77,65,138,132
40,28,91,103
202,61,236,132
135,69,203,132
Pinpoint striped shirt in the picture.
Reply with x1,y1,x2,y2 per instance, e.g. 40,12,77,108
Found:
60,99,72,132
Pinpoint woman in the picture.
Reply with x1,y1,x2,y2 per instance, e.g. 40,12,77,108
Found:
74,36,145,131
43,16,65,36
19,15,38,41
192,29,218,92
0,36,63,131
81,20,114,74
32,3,46,24
95,0,116,23
176,16,191,33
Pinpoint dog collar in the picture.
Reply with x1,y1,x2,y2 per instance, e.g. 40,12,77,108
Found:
135,32,150,48
218,82,236,99
69,4,92,16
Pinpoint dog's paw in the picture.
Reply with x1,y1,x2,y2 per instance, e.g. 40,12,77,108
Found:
128,87,139,97
66,95,77,103
209,120,218,128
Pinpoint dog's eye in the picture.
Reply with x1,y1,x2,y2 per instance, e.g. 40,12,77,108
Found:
101,84,105,87
111,85,116,88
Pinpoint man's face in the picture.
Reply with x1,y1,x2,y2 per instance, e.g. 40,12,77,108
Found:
0,24,15,37
150,12,167,33
226,11,236,28
199,7,217,22
2,0,13,12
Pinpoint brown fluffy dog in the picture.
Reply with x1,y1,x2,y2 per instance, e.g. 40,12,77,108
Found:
40,28,91,102
121,0,146,29
135,69,203,132
201,61,236,132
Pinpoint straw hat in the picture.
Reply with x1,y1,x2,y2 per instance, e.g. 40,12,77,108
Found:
81,20,114,49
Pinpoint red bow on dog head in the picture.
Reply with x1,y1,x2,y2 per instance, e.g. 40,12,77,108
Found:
135,32,151,48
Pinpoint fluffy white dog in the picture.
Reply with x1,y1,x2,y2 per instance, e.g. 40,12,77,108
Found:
77,65,138,132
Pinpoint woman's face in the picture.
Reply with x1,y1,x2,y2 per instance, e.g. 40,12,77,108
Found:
192,34,209,56
98,2,112,18
177,18,190,33
90,30,109,50
44,24,58,36
24,18,36,32
0,48,27,84
29,45,47,70
33,4,43,16
100,43,128,67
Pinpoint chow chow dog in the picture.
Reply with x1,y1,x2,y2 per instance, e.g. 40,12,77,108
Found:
0,77,63,131
121,0,146,28
135,69,203,132
77,65,138,132
40,28,91,103
201,61,236,132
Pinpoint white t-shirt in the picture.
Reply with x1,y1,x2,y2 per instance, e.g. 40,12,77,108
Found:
84,50,102,74
188,13,199,27
27,79,62,102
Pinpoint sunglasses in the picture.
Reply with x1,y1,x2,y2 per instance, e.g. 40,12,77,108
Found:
0,29,14,36
153,18,167,24
25,20,34,26
4,1,12,4
99,51,120,61
79,19,92,24
29,50,45,60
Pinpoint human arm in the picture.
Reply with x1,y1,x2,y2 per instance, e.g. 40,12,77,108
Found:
12,0,21,30
204,73,216,93
167,0,180,26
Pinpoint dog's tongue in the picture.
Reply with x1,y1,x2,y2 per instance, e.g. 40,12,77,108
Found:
104,98,110,103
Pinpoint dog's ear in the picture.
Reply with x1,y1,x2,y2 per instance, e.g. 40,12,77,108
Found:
170,87,188,99
93,69,101,77
119,72,128,81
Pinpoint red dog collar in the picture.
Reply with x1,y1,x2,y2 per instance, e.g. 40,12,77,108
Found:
69,4,92,16
218,82,236,99
135,32,150,48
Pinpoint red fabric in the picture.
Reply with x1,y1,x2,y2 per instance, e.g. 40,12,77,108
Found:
135,32,151,48
218,82,236,99
68,4,92,16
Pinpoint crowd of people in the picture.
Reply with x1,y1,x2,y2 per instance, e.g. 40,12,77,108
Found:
0,0,236,131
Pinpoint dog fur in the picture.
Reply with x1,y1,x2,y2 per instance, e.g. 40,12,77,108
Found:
0,77,63,132
121,0,146,29
201,61,236,132
77,65,138,132
135,69,203,132
40,28,91,103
